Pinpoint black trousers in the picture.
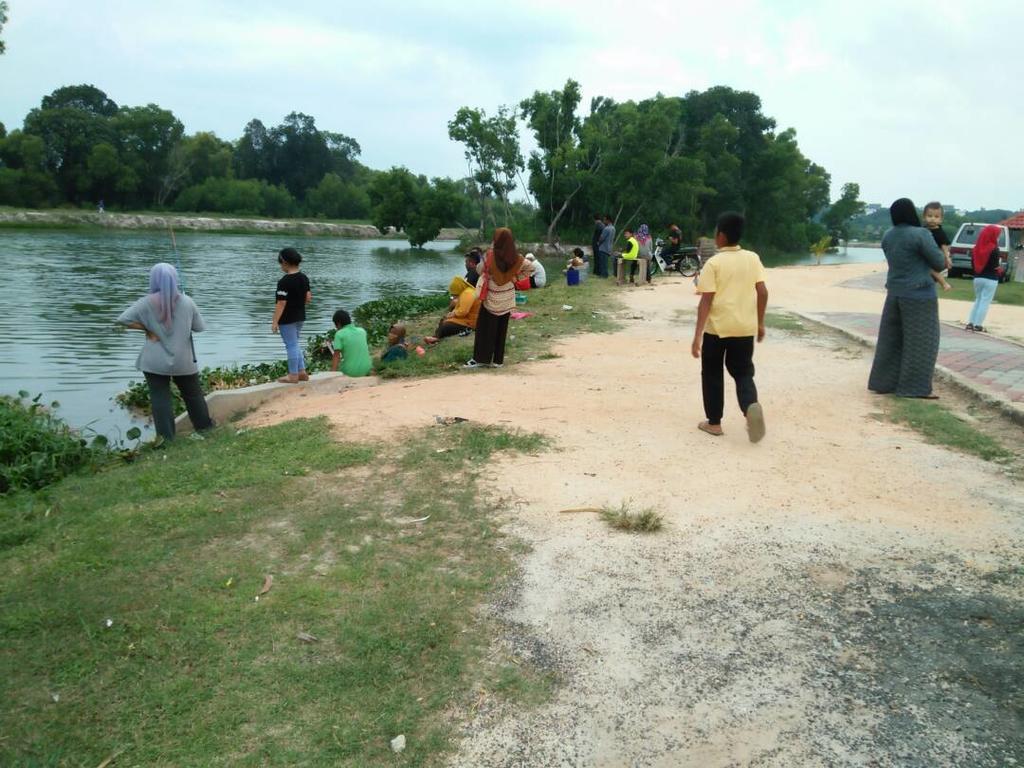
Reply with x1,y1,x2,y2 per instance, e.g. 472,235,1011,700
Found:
701,334,757,426
473,306,510,365
435,319,467,339
144,372,213,440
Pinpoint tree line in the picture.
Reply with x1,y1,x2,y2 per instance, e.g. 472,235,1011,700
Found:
0,81,864,252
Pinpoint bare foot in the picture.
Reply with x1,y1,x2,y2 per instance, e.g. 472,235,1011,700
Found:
424,336,438,345
698,421,723,436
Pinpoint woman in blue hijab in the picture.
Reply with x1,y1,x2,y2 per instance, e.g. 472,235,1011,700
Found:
117,263,213,439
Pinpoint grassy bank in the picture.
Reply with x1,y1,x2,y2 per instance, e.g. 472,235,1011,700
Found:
0,417,549,766
374,275,621,379
943,277,1024,307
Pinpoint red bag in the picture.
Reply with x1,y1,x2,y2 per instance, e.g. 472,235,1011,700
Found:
475,251,491,302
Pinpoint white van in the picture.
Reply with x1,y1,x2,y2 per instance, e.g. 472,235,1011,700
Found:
948,223,1012,282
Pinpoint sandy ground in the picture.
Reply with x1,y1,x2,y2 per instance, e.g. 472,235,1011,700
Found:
245,265,1024,767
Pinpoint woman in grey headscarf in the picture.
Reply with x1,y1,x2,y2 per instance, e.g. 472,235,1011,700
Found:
117,263,213,439
867,198,947,398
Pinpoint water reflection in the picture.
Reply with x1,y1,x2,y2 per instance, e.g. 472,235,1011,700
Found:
3,231,462,437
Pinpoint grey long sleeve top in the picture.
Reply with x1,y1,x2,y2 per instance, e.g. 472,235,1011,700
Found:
117,293,205,375
881,224,946,299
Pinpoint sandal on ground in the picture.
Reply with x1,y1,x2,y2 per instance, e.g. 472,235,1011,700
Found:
974,326,986,333
698,421,723,436
965,323,975,331
745,402,766,443
297,372,309,381
462,359,483,369
277,375,298,384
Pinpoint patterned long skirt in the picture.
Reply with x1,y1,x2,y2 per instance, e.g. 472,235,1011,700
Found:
867,294,940,397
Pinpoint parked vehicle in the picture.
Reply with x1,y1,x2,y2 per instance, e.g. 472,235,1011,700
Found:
949,223,1013,282
651,238,700,276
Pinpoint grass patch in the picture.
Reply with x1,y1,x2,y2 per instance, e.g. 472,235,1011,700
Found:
885,398,1013,462
764,311,810,334
599,502,665,533
376,273,621,379
0,418,549,766
942,277,1024,307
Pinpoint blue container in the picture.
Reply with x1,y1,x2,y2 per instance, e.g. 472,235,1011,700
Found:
566,268,580,286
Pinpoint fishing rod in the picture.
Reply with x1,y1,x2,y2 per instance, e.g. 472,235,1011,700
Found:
168,223,187,294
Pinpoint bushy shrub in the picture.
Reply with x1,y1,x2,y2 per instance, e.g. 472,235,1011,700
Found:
0,394,103,493
173,178,296,217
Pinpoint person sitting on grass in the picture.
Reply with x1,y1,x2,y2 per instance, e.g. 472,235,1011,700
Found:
380,323,409,363
425,276,479,344
330,309,372,377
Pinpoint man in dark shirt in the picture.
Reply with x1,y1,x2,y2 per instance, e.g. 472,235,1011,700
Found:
592,214,605,266
464,249,482,287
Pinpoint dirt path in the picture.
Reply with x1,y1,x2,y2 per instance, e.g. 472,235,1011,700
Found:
245,269,1024,767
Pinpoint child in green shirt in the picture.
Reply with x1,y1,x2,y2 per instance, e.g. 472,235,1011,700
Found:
330,309,372,377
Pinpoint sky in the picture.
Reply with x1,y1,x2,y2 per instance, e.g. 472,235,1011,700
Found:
1,0,1021,211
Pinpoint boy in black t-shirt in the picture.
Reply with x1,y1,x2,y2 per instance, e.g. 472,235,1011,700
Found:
271,247,312,383
923,201,952,291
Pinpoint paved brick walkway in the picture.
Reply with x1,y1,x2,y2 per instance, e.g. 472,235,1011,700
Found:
812,311,1024,406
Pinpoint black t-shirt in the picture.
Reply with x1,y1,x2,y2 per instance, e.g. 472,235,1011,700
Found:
465,268,480,287
276,271,310,325
977,248,1001,280
928,226,950,248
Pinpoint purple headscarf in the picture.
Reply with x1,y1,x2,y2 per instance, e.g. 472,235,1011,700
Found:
148,262,180,328
636,224,651,245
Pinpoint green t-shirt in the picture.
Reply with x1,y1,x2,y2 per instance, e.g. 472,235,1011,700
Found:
333,324,372,377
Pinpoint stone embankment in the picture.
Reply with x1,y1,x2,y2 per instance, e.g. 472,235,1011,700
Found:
0,210,477,241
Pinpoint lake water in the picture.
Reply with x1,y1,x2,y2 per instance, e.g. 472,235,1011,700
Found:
2,231,464,438
1,231,885,438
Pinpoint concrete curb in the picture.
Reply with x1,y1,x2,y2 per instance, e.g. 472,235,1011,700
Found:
792,310,1024,428
174,371,378,435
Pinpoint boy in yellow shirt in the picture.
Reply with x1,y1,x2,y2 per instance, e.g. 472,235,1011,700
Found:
691,212,768,442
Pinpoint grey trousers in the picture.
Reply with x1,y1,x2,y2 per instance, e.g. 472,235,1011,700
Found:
144,372,213,440
867,294,940,397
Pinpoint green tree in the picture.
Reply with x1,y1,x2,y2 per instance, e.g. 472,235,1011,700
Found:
448,105,524,230
520,79,597,242
23,85,118,202
306,172,370,219
369,167,420,235
406,177,464,247
268,112,332,198
235,118,273,181
41,84,119,117
822,182,866,242
113,104,184,205
0,1,9,55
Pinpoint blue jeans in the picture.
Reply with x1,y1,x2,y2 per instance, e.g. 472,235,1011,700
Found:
968,278,998,327
279,321,305,374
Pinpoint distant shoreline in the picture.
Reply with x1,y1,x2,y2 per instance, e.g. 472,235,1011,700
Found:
0,209,472,241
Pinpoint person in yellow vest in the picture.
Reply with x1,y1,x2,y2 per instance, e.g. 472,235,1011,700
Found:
691,211,768,443
617,228,640,286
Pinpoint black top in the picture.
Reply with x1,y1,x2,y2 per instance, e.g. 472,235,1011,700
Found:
928,226,950,248
976,248,1001,281
275,271,310,325
464,268,480,287
592,222,604,250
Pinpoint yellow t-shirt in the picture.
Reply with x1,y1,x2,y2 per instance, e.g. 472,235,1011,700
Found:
696,245,766,338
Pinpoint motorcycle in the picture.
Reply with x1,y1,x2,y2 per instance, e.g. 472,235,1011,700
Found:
651,238,700,277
